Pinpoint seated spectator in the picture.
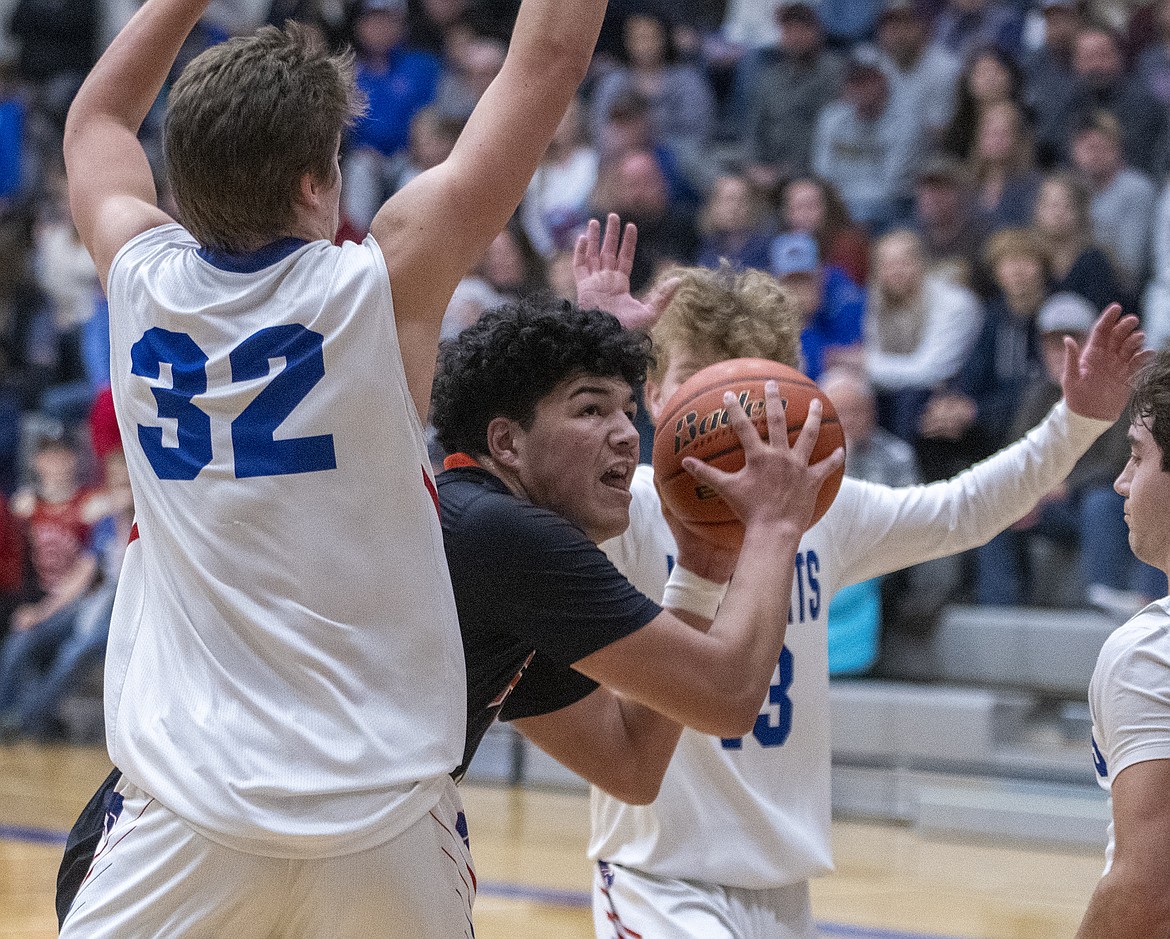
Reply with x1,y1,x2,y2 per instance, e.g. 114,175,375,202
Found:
521,96,599,258
864,229,983,442
820,366,920,676
1143,175,1170,349
474,219,548,304
812,46,920,231
816,0,885,48
770,231,865,380
341,0,442,232
695,173,773,271
399,0,469,53
1024,0,1083,167
1032,170,1124,312
918,227,1049,478
590,9,715,157
30,172,103,427
912,154,990,291
1137,0,1170,106
975,292,1155,615
264,0,349,46
1069,110,1157,294
344,106,463,237
0,448,133,740
740,0,844,195
1061,22,1168,177
930,0,1024,64
9,0,97,134
0,65,25,204
590,150,699,292
594,88,698,210
940,44,1024,161
431,34,504,121
875,0,961,147
0,433,98,738
783,174,870,284
969,100,1042,232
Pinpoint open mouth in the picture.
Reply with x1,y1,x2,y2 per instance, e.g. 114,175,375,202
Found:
600,465,632,490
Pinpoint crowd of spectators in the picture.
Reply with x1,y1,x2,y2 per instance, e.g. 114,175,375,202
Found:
0,0,1168,712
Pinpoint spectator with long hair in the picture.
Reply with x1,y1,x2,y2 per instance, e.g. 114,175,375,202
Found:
783,175,870,284
695,173,773,271
1032,170,1124,311
940,44,1023,161
968,99,1042,232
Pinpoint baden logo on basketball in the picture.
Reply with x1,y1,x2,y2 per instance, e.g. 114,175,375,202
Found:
652,358,846,547
671,390,777,456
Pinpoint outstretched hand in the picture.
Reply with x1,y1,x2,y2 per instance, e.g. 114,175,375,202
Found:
681,383,844,536
1062,303,1155,422
574,213,680,332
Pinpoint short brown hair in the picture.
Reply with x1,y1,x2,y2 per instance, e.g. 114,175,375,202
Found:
165,23,365,251
648,264,802,385
1129,348,1170,472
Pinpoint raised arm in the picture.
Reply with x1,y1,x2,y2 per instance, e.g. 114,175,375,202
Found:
63,0,197,289
839,307,1152,585
574,214,680,332
373,0,607,416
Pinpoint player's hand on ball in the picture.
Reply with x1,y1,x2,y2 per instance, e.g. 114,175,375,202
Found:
680,381,844,535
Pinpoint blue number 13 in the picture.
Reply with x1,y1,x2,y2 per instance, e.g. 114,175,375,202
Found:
131,325,336,480
722,645,794,750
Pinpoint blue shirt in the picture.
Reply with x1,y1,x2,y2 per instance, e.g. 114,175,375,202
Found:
801,266,865,381
351,48,442,157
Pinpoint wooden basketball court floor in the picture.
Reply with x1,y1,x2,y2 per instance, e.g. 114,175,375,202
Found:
0,743,1105,938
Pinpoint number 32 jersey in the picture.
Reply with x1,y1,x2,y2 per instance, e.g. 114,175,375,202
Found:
591,401,1110,889
105,224,465,859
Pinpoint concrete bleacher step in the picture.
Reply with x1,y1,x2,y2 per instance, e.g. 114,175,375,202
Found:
915,781,1109,848
830,680,1033,768
878,604,1118,695
831,766,1108,848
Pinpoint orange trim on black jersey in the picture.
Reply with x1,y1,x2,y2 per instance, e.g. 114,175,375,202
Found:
442,452,481,471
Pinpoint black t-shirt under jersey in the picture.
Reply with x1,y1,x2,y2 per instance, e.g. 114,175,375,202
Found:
439,466,662,778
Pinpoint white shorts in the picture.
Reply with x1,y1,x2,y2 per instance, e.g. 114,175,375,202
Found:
592,860,817,939
60,775,476,939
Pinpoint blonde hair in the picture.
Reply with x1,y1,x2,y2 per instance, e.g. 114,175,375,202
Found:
983,226,1050,275
649,263,802,384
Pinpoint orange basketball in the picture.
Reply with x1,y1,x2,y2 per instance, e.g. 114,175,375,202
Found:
651,358,845,548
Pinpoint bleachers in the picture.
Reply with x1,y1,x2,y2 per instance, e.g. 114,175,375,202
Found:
465,601,1120,849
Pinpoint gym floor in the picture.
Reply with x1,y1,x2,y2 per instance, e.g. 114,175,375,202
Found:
0,743,1104,939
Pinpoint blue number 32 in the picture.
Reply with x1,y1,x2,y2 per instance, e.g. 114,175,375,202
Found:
722,645,794,750
131,325,337,480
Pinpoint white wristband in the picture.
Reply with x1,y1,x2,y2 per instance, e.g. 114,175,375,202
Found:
662,566,728,621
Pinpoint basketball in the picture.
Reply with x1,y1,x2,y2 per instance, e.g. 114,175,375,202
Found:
651,358,845,547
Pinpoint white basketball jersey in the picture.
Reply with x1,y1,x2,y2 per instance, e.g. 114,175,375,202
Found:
105,224,466,859
1088,596,1170,875
591,402,1110,888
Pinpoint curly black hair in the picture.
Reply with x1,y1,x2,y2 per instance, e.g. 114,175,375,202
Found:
431,296,655,459
1129,347,1170,472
